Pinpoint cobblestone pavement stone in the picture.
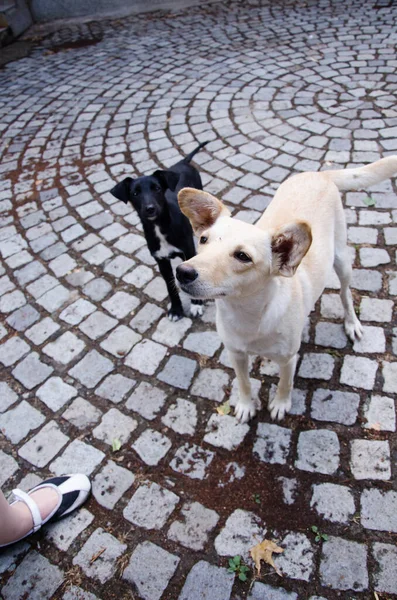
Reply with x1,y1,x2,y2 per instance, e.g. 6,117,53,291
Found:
0,0,397,598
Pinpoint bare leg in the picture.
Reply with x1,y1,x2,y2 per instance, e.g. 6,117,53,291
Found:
334,251,363,341
268,354,297,421
0,487,58,546
229,349,260,423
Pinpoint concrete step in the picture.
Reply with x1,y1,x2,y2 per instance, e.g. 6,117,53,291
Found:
0,0,31,38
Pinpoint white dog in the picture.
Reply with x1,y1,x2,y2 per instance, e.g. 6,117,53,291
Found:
175,156,397,423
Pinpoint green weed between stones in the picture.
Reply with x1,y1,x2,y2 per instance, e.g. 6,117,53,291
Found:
227,555,250,581
310,525,328,542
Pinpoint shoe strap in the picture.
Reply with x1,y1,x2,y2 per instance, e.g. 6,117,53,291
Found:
12,489,42,533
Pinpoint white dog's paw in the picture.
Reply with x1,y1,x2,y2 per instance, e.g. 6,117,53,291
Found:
234,400,260,424
190,303,203,318
268,395,291,421
345,316,363,342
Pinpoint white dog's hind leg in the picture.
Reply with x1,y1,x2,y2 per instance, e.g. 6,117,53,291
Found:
229,350,260,423
334,251,363,341
268,355,297,421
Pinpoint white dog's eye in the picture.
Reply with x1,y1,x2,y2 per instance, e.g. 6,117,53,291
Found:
199,236,208,244
234,251,252,263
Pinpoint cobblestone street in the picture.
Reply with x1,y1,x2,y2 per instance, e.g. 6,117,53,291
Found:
1,0,397,598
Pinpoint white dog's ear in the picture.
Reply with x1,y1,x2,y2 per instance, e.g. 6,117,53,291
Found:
178,188,230,235
271,221,312,277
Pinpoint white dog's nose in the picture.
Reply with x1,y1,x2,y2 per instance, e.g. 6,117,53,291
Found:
176,264,198,284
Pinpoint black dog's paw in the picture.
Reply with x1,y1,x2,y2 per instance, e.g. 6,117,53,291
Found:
168,307,184,322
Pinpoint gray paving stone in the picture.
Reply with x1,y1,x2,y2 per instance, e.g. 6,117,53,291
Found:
296,430,340,475
59,298,96,324
36,284,72,312
103,254,135,278
123,482,179,529
360,297,393,322
102,290,140,319
161,398,197,435
320,293,344,319
123,541,180,600
66,268,94,288
95,373,136,403
93,408,138,446
278,477,298,506
311,388,360,425
298,352,334,380
50,439,105,476
132,428,172,465
350,439,391,480
0,336,30,366
0,541,30,576
0,450,19,486
248,583,298,600
311,483,355,523
123,264,153,288
253,422,292,464
315,322,347,348
204,413,249,450
340,356,378,390
82,243,113,265
0,382,18,412
100,324,141,357
130,302,164,333
18,420,69,467
69,349,114,388
382,360,397,394
49,253,76,277
361,488,397,532
179,560,234,600
46,508,94,551
6,304,40,332
158,355,197,389
83,277,112,301
183,330,222,356
125,381,167,419
114,232,145,253
36,376,77,411
92,460,135,509
215,509,266,557
353,325,386,353
363,394,396,431
320,536,368,591
170,442,214,480
0,290,27,313
73,528,127,583
62,397,103,429
274,532,314,581
192,367,230,401
12,352,53,389
168,501,219,550
79,310,118,340
144,276,167,301
62,586,99,600
372,542,397,594
43,331,86,365
25,317,60,344
1,551,63,600
125,339,167,375
152,315,194,351
1,400,45,443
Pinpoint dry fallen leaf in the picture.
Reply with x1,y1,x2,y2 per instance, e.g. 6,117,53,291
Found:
217,401,231,416
250,539,284,576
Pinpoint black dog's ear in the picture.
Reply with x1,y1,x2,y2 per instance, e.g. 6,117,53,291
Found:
110,177,133,204
153,170,179,192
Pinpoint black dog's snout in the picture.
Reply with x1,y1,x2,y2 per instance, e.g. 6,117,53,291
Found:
176,264,198,284
145,205,156,216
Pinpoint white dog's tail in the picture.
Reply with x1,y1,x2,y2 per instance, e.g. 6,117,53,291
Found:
324,155,397,192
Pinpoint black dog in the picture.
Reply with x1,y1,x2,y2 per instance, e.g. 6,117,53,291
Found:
110,141,209,320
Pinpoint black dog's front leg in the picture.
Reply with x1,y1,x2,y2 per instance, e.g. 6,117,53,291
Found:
183,239,204,318
156,258,184,321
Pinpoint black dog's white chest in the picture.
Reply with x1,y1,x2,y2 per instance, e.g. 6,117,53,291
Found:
152,225,181,259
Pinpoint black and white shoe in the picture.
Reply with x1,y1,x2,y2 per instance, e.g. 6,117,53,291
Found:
0,474,91,548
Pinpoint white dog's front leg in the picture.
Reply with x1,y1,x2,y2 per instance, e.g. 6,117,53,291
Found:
268,354,297,421
228,350,260,423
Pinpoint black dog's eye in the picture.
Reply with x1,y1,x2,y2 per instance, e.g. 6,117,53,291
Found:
234,251,252,263
199,236,208,244
132,190,139,196
154,185,162,192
